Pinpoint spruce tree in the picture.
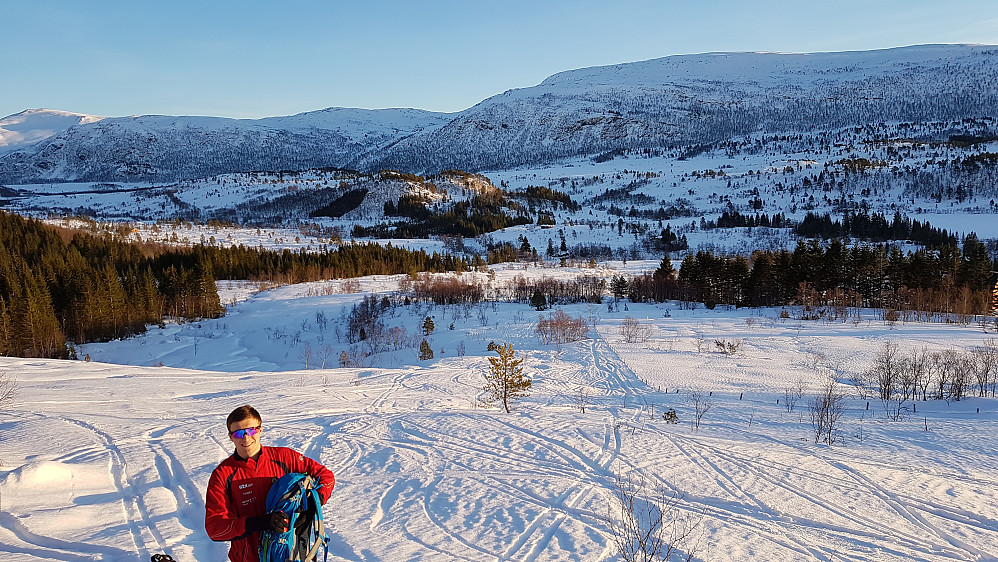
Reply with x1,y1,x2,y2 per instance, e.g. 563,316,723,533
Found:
610,276,628,301
0,296,11,356
12,266,65,357
530,289,547,311
654,255,675,281
959,233,992,291
418,339,434,360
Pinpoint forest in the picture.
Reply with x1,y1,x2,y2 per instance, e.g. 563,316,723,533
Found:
663,237,996,318
2,200,996,360
0,211,471,358
365,192,533,238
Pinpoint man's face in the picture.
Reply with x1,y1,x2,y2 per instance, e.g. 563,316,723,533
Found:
228,417,263,458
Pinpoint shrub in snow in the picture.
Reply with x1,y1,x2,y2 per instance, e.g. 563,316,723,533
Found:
536,310,589,345
620,317,650,344
661,408,678,424
604,472,703,562
418,339,434,361
809,378,846,445
0,369,16,410
687,390,713,431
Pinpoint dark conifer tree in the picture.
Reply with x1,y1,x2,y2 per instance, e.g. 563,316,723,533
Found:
0,296,11,356
747,251,779,307
11,265,66,358
959,234,993,292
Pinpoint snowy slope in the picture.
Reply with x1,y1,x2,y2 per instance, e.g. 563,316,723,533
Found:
1,265,997,561
365,44,998,172
0,107,452,184
2,45,997,183
0,109,105,153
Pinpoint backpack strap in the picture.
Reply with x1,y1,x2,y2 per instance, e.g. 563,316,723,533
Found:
301,487,327,562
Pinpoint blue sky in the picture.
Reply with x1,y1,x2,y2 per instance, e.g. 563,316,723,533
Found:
2,0,996,119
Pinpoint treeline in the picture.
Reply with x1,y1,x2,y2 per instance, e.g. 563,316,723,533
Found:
0,211,222,357
0,211,474,358
706,211,792,229
183,241,476,283
608,204,697,220
656,237,996,316
391,239,993,320
396,271,609,308
310,188,368,218
703,209,959,248
512,186,580,211
795,211,958,246
372,193,533,238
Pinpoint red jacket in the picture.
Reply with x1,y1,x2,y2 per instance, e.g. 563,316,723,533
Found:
205,446,335,562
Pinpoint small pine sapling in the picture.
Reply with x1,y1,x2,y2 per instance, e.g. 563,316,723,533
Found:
483,342,531,413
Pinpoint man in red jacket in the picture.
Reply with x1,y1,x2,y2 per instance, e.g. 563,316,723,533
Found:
205,405,335,562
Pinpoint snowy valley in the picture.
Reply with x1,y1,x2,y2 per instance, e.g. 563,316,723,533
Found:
1,43,998,562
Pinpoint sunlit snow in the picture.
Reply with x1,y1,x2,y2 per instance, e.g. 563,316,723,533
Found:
2,263,997,561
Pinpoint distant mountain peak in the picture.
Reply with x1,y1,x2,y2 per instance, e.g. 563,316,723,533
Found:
0,108,106,153
2,45,997,183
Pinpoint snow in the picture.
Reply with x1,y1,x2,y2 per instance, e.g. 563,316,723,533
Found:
2,43,998,561
534,44,987,93
0,109,105,153
2,263,997,560
4,45,997,184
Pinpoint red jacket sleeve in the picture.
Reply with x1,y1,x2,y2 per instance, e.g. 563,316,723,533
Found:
281,448,336,505
204,466,247,541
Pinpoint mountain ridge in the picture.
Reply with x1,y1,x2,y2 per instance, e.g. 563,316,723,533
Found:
2,44,996,184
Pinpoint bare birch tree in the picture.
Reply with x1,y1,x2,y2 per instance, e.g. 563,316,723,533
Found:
687,390,713,432
605,472,703,562
809,378,846,445
0,369,15,410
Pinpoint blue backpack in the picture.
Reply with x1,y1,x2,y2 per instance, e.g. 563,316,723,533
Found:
259,473,328,562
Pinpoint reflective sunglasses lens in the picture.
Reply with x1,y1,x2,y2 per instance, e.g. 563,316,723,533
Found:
232,427,260,438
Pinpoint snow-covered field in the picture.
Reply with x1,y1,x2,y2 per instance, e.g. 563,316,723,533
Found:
2,265,997,561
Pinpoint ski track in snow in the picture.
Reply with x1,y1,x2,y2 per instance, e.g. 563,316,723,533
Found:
0,511,129,561
365,370,416,414
1,413,157,559
670,433,939,560
59,415,164,554
3,294,998,561
149,443,213,562
827,459,987,560
597,328,998,561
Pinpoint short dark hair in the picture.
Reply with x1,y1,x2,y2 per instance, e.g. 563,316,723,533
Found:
226,405,261,431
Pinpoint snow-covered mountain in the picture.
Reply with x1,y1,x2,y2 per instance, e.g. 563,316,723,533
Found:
0,109,105,153
370,44,998,172
2,44,997,184
0,107,452,184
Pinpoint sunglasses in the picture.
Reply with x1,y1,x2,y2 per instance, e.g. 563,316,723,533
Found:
229,426,261,439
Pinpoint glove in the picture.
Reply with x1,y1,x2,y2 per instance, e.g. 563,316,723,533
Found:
246,511,289,533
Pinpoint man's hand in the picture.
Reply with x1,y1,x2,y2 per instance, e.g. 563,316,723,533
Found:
246,511,289,533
